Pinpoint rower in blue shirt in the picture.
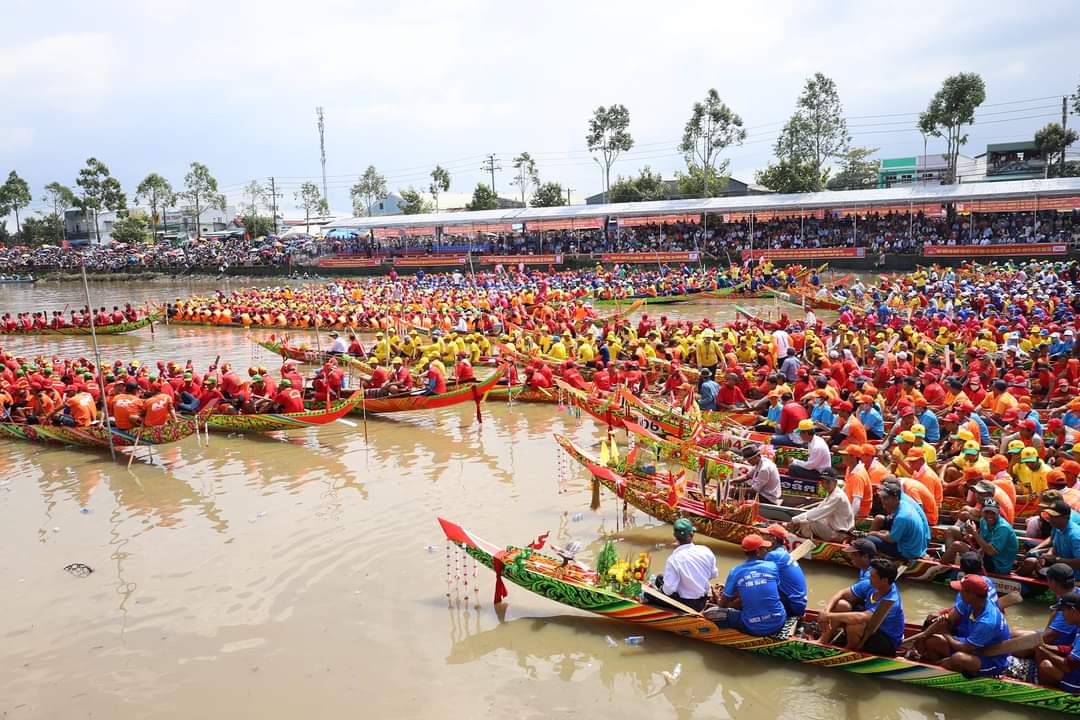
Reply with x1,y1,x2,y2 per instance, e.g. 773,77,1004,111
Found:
1037,591,1080,691
917,574,1011,677
764,525,808,618
915,405,940,443
705,534,787,636
818,558,905,655
858,398,885,440
866,479,929,560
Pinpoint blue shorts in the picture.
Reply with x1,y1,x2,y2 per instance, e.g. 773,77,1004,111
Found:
866,534,901,558
968,655,1007,678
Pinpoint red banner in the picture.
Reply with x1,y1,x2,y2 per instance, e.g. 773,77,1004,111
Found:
740,247,866,261
526,218,604,231
600,252,700,264
391,256,467,267
317,255,383,268
477,254,563,265
402,226,436,237
616,214,701,228
922,243,1069,257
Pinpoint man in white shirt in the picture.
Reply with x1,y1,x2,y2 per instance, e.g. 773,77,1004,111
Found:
648,518,718,612
788,419,832,480
790,469,854,542
327,331,348,355
732,445,781,505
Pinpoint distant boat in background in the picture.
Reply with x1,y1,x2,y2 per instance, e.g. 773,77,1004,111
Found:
0,275,34,284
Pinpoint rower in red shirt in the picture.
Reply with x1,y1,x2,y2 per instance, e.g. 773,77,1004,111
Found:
424,362,447,395
391,358,413,390
366,362,389,389
454,353,476,383
273,379,305,413
593,363,612,392
717,372,748,409
197,376,225,410
280,360,304,390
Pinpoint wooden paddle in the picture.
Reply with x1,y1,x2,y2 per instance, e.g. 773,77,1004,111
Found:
854,598,895,650
980,630,1041,656
640,584,703,617
788,539,815,562
126,427,145,470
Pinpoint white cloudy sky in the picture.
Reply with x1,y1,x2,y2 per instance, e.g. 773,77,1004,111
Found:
1,0,1079,221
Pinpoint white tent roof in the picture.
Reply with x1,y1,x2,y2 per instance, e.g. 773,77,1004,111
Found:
324,178,1080,231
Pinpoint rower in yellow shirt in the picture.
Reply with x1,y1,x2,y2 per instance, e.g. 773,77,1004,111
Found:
1015,446,1049,494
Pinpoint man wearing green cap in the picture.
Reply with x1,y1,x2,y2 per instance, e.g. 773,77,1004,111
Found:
647,518,717,612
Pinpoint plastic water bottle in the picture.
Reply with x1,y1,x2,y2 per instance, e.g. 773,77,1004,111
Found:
605,635,618,648
625,636,645,646
671,663,682,680
571,512,584,522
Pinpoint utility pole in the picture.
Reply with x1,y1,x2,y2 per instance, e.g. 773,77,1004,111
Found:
565,187,573,206
316,107,328,207
268,177,281,235
1063,96,1070,176
481,154,501,193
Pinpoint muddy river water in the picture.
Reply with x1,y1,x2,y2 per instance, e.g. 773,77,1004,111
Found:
0,278,1059,719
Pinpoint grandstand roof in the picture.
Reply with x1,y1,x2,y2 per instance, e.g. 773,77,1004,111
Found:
323,177,1080,231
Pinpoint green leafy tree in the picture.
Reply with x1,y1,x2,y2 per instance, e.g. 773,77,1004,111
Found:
294,181,323,232
40,182,75,243
756,157,820,194
0,171,32,232
243,215,276,238
466,183,499,211
787,73,850,191
586,104,634,202
756,118,821,194
75,157,126,245
1034,122,1079,176
135,173,175,238
530,181,567,207
608,167,670,203
180,162,225,239
350,165,388,216
398,187,433,215
675,164,730,199
429,165,451,213
511,152,540,206
826,147,880,190
17,216,64,245
110,213,151,244
678,89,746,199
918,72,986,183
240,179,265,225
42,181,76,233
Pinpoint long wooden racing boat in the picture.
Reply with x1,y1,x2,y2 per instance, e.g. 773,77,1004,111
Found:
0,314,158,337
311,366,506,415
438,517,1080,715
0,402,210,450
203,390,363,432
555,433,1055,605
590,293,696,307
484,385,559,404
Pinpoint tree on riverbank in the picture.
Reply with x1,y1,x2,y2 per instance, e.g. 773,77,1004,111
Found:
180,162,225,239
136,173,175,239
75,158,126,245
0,171,32,233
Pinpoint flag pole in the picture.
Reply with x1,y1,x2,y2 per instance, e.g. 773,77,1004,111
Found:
81,262,116,461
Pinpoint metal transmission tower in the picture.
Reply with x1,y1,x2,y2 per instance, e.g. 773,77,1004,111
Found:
481,154,501,193
316,107,328,206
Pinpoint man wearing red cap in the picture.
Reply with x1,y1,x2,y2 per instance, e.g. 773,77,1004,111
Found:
916,574,1011,677
704,534,787,636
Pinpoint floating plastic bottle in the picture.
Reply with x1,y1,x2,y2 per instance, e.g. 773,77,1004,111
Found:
605,635,618,648
625,636,645,646
571,512,584,522
672,663,682,680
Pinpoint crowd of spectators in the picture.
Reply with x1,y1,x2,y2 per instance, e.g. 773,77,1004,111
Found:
3,209,1077,273
0,235,340,274
331,209,1080,258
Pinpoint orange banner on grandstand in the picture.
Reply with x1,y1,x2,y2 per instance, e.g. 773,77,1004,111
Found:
616,214,701,227
478,254,563,265
600,252,700,264
392,256,467,267
317,256,383,268
962,196,1080,213
526,218,604,231
741,247,865,261
922,243,1069,257
402,226,436,237
726,209,825,222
